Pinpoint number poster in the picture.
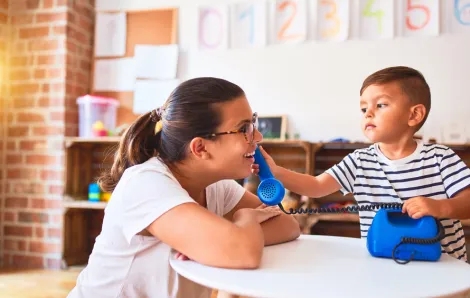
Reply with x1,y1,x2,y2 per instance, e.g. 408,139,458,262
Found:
198,0,470,50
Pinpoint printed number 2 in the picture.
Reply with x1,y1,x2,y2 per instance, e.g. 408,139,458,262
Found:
362,0,384,34
239,5,255,44
406,0,430,30
321,0,340,38
454,0,470,25
277,1,301,40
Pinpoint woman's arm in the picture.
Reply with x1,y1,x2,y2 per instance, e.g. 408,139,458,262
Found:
225,190,301,246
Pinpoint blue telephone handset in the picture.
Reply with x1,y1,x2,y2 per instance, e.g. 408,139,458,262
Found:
253,146,445,264
253,147,285,206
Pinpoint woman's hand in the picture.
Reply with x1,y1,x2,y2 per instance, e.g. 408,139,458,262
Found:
175,251,190,261
251,146,279,177
233,204,282,224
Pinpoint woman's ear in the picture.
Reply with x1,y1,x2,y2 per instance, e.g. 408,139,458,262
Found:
408,104,426,128
188,138,210,160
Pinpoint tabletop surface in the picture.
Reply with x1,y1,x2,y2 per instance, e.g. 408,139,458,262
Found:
170,235,470,298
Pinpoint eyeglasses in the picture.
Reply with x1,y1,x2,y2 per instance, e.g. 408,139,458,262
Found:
203,112,258,144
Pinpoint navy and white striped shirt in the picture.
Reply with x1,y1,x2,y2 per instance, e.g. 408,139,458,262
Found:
326,140,469,261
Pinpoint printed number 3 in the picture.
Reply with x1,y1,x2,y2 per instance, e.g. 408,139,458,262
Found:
321,0,340,38
406,0,430,30
277,1,302,40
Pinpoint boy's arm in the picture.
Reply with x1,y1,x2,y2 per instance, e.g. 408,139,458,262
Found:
225,190,301,246
276,168,342,198
442,187,470,219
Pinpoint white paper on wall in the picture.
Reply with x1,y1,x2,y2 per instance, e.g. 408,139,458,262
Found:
95,12,127,57
133,80,179,114
94,58,135,92
134,44,179,80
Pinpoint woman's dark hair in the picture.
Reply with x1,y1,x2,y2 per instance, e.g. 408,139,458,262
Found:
98,77,245,192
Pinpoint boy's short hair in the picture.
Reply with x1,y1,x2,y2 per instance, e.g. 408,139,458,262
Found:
360,66,431,132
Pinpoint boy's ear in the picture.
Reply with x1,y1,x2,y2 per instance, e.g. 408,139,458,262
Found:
188,137,210,160
408,104,426,128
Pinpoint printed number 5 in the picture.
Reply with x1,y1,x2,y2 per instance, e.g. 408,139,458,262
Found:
277,1,302,40
406,0,430,30
454,0,470,25
321,0,340,38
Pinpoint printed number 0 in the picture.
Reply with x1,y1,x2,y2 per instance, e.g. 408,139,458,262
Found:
406,0,430,30
277,1,302,40
454,0,470,25
321,0,340,38
362,0,384,34
199,9,223,48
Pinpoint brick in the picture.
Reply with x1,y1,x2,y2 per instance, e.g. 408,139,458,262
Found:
13,98,35,109
47,228,62,239
10,0,40,11
12,182,44,194
10,56,30,67
7,154,23,164
52,25,66,35
5,197,28,208
11,15,34,25
45,199,62,209
26,154,57,165
49,111,64,121
49,184,63,195
36,12,67,23
0,0,7,10
32,126,64,136
7,168,38,180
20,140,47,151
8,126,29,137
40,170,63,180
11,255,44,269
19,27,49,39
30,241,60,253
17,112,45,123
0,12,7,24
19,212,49,223
37,54,65,66
4,212,17,222
4,240,28,251
4,225,33,237
47,68,63,79
29,39,59,52
7,141,16,150
10,83,40,96
43,0,53,9
35,227,45,238
34,69,46,79
10,70,31,81
38,96,64,108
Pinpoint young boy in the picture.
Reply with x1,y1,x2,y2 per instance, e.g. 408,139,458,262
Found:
256,66,470,261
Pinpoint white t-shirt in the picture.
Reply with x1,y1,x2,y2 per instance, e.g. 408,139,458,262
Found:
67,157,246,298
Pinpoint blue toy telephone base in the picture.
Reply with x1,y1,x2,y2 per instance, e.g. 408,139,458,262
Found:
367,209,442,263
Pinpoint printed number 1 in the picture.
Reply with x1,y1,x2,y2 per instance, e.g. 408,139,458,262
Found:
454,0,470,25
277,1,302,40
321,0,340,38
239,5,255,44
406,0,430,30
362,0,384,34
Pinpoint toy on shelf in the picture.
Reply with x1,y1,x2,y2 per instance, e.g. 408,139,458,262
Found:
88,183,101,202
92,121,109,137
77,94,119,138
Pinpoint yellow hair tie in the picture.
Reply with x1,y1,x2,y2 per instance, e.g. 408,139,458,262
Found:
154,120,163,135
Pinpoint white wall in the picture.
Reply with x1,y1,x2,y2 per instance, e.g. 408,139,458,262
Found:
96,0,470,143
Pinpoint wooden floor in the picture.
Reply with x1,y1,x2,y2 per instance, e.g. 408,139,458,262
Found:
0,268,81,298
0,268,238,298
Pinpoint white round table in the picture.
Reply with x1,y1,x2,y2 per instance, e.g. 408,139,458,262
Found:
170,235,470,298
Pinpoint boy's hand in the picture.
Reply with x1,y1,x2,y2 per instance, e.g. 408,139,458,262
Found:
402,196,448,219
251,146,278,177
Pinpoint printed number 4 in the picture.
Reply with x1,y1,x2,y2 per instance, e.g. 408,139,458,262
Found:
362,0,384,34
406,0,430,30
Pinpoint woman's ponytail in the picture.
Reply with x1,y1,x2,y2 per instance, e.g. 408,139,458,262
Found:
98,110,162,192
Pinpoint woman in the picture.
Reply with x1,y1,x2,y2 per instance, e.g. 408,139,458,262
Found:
68,77,300,298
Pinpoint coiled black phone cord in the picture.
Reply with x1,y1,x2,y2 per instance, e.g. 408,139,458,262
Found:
277,202,445,264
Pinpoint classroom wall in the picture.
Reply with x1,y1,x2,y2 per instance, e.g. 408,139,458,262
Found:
96,0,470,143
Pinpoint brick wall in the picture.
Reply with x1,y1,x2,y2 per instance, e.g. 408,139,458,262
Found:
2,0,94,269
0,0,8,267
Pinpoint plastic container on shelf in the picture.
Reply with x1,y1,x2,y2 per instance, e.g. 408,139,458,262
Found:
77,95,119,138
